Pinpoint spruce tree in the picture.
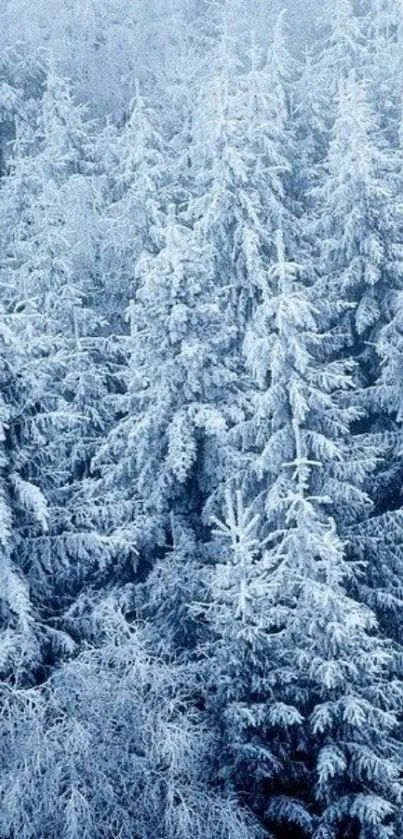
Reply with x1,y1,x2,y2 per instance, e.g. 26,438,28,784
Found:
315,0,364,95
363,0,403,141
310,71,403,645
312,75,402,382
0,65,122,678
98,80,165,331
0,307,44,684
192,11,297,348
206,232,403,839
94,200,238,625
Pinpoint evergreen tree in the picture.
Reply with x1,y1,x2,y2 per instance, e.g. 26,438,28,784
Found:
0,65,122,679
363,0,403,141
0,309,43,684
94,201,237,586
315,0,364,95
310,72,403,644
312,75,402,380
206,233,403,838
351,254,403,640
192,11,297,348
188,13,302,522
98,80,165,331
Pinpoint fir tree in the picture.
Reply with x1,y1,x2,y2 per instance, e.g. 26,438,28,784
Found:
206,233,403,838
192,11,298,348
0,309,43,684
315,0,364,95
363,0,403,141
98,80,165,331
94,201,238,581
0,65,122,678
311,75,403,380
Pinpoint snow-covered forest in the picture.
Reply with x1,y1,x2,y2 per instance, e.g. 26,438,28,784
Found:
1,0,403,837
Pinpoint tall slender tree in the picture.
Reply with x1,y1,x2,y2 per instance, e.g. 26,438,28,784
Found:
207,233,403,839
0,65,124,679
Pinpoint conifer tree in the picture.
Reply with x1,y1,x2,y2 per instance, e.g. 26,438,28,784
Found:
206,233,403,839
192,11,297,348
311,21,403,651
0,65,122,677
99,80,165,330
315,0,364,94
0,309,43,684
94,201,238,589
312,75,402,381
364,0,403,141
188,12,302,524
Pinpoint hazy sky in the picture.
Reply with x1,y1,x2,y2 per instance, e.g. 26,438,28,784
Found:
284,0,318,46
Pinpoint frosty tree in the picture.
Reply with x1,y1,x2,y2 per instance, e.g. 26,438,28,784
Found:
0,3,402,839
207,232,403,838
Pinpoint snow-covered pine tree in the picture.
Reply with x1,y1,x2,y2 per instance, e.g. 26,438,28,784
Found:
206,232,402,839
295,0,364,212
363,0,403,142
98,79,165,334
291,0,365,218
311,74,403,384
0,308,43,684
192,10,298,351
314,0,364,95
0,63,126,678
351,211,403,640
187,12,303,526
310,11,403,653
93,198,241,649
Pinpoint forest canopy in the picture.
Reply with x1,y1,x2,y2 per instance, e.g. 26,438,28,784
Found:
0,2,403,838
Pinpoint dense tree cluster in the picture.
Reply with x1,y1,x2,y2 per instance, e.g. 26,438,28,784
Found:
0,1,403,837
